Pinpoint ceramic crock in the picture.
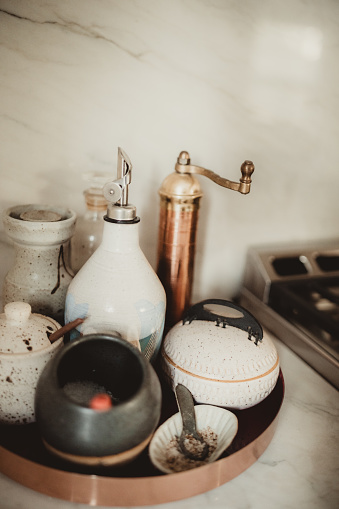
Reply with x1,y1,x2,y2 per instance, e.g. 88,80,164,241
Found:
2,204,76,324
35,333,162,466
161,299,280,410
0,302,63,424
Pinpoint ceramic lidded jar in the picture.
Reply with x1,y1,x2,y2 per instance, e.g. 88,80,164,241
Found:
2,204,76,324
35,333,162,466
0,302,63,424
161,299,280,410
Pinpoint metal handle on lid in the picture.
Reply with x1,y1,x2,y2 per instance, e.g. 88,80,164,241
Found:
182,299,263,345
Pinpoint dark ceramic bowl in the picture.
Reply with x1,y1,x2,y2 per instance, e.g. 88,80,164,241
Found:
35,334,162,466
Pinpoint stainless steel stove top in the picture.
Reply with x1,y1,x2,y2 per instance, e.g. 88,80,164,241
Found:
239,239,339,390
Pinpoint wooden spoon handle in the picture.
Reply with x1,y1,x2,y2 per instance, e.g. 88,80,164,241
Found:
49,318,85,343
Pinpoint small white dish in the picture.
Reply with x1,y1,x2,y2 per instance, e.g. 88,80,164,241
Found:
149,404,238,474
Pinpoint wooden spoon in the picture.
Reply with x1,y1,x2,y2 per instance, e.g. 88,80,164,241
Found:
49,318,85,343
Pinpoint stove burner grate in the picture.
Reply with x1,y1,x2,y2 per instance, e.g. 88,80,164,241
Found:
269,277,339,345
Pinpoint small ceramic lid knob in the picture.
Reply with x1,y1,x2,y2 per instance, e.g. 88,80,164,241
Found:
4,302,32,324
0,302,62,354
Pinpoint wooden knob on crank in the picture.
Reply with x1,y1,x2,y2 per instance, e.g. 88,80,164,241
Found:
239,160,255,194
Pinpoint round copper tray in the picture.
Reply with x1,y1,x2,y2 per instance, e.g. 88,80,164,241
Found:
0,371,284,506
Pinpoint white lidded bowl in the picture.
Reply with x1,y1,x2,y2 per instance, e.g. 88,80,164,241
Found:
0,302,63,424
149,404,238,474
161,299,280,410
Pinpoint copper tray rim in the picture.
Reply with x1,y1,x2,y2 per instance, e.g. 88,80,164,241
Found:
0,371,285,507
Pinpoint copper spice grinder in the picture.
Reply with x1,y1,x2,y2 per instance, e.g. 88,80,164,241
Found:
156,151,254,329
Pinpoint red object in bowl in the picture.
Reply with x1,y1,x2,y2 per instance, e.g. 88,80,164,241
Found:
89,394,113,411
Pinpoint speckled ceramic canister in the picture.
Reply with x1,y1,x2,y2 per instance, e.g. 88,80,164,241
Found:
161,299,280,409
0,302,63,424
2,204,76,323
65,219,166,363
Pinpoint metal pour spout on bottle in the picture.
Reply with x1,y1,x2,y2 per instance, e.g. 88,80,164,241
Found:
156,151,255,330
103,147,137,222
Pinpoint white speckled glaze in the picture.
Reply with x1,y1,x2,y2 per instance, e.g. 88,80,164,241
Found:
0,302,63,424
161,320,279,409
65,219,166,362
2,205,76,323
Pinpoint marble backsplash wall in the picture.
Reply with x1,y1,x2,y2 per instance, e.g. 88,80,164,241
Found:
0,0,338,303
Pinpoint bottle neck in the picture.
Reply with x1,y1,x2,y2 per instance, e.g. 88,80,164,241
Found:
101,219,140,252
83,209,106,221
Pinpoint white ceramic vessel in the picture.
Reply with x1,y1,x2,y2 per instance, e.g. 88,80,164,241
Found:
0,302,63,424
2,204,76,323
65,149,166,362
65,220,166,361
161,300,280,409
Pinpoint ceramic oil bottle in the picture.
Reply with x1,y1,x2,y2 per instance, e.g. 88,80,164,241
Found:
65,148,166,363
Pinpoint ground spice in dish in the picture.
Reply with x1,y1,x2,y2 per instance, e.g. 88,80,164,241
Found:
182,434,208,456
163,426,218,473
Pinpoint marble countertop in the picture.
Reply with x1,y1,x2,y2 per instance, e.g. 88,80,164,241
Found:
0,239,338,509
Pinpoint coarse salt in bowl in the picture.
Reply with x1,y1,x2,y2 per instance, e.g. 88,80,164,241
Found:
149,404,238,474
